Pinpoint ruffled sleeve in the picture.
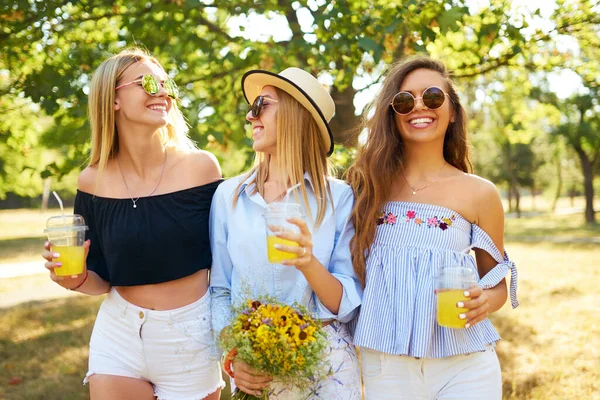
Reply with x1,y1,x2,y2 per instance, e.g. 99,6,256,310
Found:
471,224,519,308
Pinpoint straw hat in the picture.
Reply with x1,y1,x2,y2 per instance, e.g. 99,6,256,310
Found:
241,68,335,156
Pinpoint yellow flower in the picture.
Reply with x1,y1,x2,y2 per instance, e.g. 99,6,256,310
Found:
290,324,316,346
256,324,270,339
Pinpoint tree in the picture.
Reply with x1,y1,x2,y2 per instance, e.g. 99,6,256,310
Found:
1,0,598,203
553,92,600,224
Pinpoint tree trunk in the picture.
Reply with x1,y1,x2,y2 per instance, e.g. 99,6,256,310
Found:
329,84,360,147
551,156,562,213
41,177,51,211
513,184,521,218
507,182,513,213
575,148,597,224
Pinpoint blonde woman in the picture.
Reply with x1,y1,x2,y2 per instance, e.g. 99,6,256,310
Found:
210,68,362,399
42,48,224,399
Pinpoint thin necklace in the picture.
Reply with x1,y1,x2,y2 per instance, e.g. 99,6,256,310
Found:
117,150,167,209
402,162,446,195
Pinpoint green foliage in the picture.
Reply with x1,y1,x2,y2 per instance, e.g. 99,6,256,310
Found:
1,0,599,205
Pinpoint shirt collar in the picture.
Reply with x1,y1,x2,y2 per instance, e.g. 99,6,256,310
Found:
237,170,319,196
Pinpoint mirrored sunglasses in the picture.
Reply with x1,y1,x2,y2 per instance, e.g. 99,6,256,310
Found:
249,95,278,118
115,74,179,99
390,86,449,115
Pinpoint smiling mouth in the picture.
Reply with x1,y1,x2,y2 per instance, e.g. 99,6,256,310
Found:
148,104,167,112
409,117,433,127
252,126,264,135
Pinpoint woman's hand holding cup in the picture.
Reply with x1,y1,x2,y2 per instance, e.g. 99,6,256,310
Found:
457,285,490,328
43,239,90,289
274,216,314,270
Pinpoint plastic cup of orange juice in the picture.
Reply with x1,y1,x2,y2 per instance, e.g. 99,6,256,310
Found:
263,202,304,264
435,265,477,328
44,215,88,277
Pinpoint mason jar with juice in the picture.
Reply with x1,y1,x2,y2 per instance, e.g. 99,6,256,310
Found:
44,214,88,276
263,202,305,264
435,265,477,328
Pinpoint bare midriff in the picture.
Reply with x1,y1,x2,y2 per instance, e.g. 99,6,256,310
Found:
115,269,209,310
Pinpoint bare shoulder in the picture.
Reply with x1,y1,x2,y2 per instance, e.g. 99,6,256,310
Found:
462,174,500,198
461,174,504,224
173,149,222,186
77,166,98,193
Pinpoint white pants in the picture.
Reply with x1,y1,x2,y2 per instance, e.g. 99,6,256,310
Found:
86,288,225,400
361,346,501,400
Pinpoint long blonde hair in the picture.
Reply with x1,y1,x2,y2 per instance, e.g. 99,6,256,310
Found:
346,56,472,286
87,47,195,191
234,88,332,227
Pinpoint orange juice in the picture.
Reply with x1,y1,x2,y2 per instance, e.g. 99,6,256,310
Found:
51,245,85,276
266,236,299,263
437,289,469,328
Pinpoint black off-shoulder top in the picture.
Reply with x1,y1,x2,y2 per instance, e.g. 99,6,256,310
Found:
73,180,223,286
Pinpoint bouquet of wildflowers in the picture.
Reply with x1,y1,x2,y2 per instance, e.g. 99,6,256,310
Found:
220,298,330,400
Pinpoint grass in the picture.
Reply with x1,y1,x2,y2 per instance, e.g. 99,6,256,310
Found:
493,242,600,399
1,242,599,399
505,212,600,239
500,194,598,214
0,296,102,400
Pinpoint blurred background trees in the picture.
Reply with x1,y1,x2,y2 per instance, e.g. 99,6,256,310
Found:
1,0,598,223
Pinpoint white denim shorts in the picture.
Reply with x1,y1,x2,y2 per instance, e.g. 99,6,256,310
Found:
85,288,225,400
361,344,501,400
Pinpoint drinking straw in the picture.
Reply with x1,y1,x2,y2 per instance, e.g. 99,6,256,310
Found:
282,182,301,204
52,191,65,221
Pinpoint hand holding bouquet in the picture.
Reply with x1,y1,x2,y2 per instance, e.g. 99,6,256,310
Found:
220,298,330,399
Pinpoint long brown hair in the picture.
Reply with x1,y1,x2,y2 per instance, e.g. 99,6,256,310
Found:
233,88,333,227
346,56,472,286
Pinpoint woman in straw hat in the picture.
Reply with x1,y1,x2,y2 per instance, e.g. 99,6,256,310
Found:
346,56,518,399
209,68,362,399
42,48,224,399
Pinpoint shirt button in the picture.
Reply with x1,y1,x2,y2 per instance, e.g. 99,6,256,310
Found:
139,311,144,319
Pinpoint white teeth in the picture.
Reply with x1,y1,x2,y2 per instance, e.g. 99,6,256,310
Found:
148,105,166,111
410,117,433,125
253,127,263,134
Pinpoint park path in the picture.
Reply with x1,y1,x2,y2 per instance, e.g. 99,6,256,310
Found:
0,261,83,309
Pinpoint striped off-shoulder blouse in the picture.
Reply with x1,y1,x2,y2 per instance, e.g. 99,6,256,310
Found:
352,201,518,359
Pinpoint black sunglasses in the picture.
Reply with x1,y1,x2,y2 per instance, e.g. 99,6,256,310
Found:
390,86,449,115
249,95,279,118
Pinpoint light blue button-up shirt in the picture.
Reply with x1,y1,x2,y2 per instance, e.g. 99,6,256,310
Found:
209,171,362,337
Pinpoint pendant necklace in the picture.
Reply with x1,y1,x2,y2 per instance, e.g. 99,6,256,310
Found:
117,150,167,209
402,162,446,195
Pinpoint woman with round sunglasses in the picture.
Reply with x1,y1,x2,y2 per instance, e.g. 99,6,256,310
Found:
41,48,224,399
346,56,518,399
209,68,362,399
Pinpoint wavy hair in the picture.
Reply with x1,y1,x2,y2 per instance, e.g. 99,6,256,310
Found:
346,56,472,286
